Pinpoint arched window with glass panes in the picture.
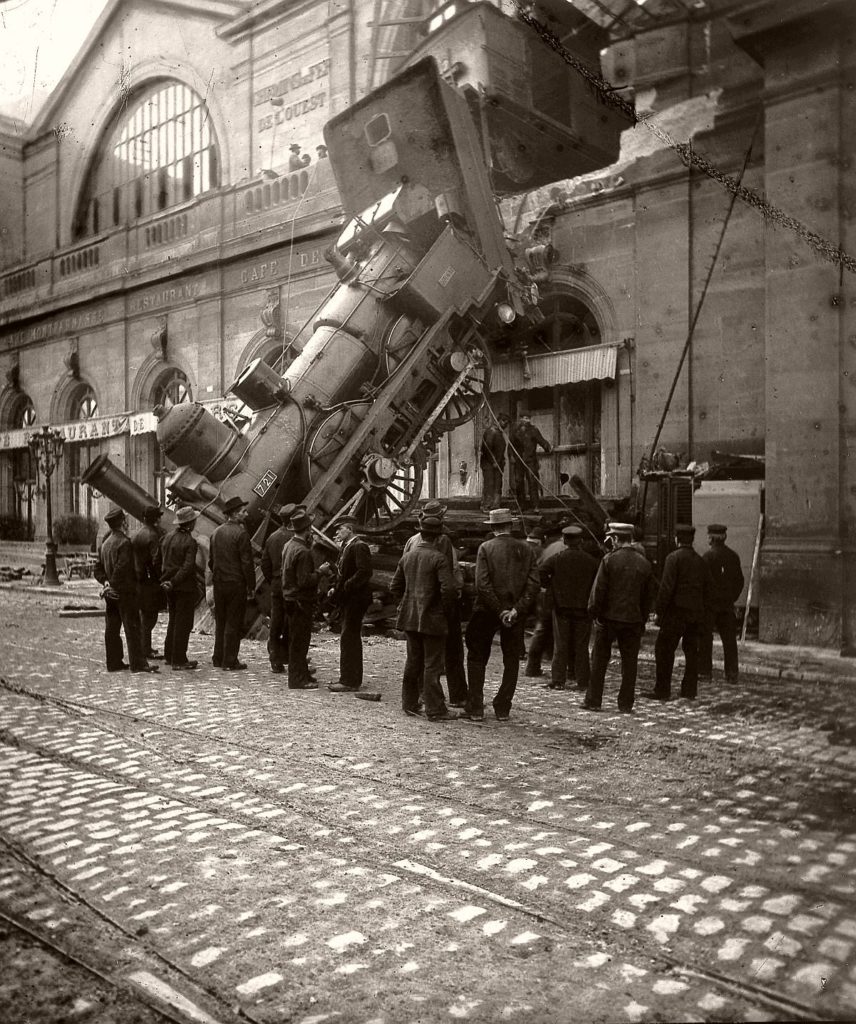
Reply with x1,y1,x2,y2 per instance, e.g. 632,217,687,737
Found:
151,369,192,505
67,386,99,520
73,80,220,240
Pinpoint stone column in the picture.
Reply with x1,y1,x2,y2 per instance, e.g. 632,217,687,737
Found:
731,0,856,649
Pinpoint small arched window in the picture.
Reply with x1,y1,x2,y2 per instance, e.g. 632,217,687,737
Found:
76,388,99,420
153,368,192,411
73,80,220,240
523,292,601,355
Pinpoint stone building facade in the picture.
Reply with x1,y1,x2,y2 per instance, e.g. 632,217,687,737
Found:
0,0,853,649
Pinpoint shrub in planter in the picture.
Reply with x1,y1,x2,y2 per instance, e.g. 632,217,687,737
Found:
0,515,30,541
52,514,99,546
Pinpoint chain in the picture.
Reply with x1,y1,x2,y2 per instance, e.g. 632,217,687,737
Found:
513,6,856,275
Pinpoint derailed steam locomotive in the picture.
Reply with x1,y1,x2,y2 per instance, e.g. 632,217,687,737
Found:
84,4,630,552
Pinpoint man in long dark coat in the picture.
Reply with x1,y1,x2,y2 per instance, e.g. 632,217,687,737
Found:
648,523,712,701
402,500,467,707
160,505,200,670
390,516,458,721
131,504,165,660
698,523,745,684
539,525,599,692
281,509,320,689
260,502,297,674
209,495,255,671
465,508,539,722
328,517,373,692
585,522,657,713
94,506,159,675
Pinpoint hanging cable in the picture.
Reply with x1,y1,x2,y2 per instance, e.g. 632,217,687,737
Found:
644,110,762,471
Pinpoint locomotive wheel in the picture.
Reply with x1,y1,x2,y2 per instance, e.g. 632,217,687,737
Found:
434,335,491,429
305,401,424,533
381,318,491,430
354,458,424,534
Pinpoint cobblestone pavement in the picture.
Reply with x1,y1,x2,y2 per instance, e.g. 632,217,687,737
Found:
0,589,855,1023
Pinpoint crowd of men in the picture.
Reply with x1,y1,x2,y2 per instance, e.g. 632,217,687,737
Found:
94,495,745,723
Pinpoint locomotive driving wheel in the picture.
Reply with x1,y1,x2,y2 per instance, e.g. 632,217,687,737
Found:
380,317,491,430
434,336,491,429
305,401,424,534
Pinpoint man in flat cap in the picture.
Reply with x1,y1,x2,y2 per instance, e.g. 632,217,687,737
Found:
699,523,744,684
539,525,599,693
132,504,165,660
402,500,467,707
391,515,459,721
261,503,298,674
209,496,255,671
465,508,539,722
160,506,200,669
327,516,373,692
94,506,159,674
648,523,712,701
585,522,656,712
281,509,320,689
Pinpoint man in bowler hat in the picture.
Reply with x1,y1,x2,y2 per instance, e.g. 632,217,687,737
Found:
698,523,744,684
209,495,255,670
465,508,539,721
402,500,468,707
648,523,712,701
94,506,159,674
390,515,459,721
160,506,200,669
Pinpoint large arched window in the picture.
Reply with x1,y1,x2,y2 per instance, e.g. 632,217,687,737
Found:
73,80,220,240
494,288,605,495
151,369,192,505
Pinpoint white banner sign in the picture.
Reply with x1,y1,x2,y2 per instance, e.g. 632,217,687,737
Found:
1,398,246,450
1,413,130,451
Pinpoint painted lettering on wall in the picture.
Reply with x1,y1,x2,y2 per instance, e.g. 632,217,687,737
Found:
128,281,204,314
239,250,322,285
4,309,106,347
257,92,326,133
254,60,330,106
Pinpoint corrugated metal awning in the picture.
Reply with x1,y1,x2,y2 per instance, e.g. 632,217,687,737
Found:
490,343,620,392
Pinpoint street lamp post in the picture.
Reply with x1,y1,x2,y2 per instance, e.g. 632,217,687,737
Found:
27,426,65,587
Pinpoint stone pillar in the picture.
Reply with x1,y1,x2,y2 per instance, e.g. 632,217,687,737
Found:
731,1,856,649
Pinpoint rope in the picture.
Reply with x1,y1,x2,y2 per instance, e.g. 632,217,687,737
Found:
645,109,762,468
511,4,856,275
480,396,606,550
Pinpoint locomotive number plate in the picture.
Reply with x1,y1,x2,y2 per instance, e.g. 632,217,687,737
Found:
253,470,278,497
